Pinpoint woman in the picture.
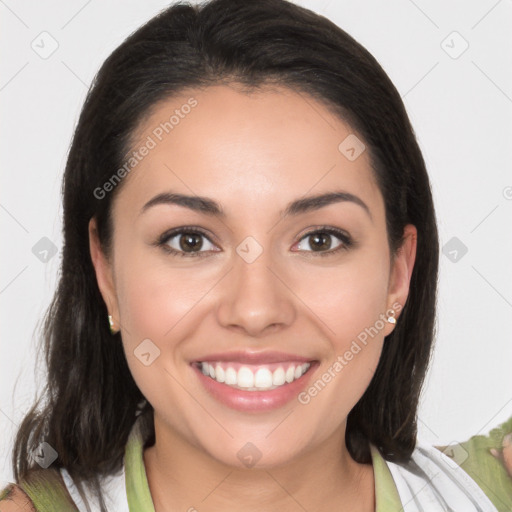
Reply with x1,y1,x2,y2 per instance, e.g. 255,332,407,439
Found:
1,0,511,510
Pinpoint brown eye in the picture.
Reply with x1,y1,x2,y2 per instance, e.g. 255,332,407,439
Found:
178,232,204,252
294,228,352,255
159,228,218,257
307,233,333,251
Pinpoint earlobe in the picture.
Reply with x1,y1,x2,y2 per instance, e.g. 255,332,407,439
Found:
88,217,120,330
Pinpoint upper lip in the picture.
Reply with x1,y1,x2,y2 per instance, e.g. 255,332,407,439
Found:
192,350,315,365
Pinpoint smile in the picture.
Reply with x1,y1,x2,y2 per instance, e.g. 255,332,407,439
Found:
196,361,312,391
190,355,318,412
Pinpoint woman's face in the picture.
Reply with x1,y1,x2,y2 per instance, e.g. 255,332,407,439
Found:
90,84,416,468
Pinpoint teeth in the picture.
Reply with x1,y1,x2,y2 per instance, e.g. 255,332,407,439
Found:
294,363,310,379
197,362,311,391
215,365,225,383
237,367,254,388
225,367,237,385
272,367,285,386
254,368,273,389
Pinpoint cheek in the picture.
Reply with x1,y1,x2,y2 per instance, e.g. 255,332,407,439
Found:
290,246,390,416
113,250,213,424
114,248,211,344
293,246,391,347
111,241,232,390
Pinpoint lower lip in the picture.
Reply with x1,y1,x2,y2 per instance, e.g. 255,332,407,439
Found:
191,362,318,412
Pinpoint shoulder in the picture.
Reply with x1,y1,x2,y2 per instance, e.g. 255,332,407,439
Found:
0,467,77,512
0,484,36,511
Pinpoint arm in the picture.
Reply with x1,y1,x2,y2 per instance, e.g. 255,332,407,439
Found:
0,484,36,512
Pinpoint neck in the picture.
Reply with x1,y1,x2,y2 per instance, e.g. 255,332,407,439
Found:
143,416,375,512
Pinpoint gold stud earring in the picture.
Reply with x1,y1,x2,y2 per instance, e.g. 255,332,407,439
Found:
108,315,119,335
386,310,397,324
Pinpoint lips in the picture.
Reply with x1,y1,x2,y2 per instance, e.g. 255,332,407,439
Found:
190,350,318,412
193,350,313,365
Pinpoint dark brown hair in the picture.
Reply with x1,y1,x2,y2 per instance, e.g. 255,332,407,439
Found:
12,0,438,509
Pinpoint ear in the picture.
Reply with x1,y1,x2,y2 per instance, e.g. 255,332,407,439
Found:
88,217,120,330
384,224,417,333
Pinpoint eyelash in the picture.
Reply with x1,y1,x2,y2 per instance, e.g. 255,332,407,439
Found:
155,225,354,259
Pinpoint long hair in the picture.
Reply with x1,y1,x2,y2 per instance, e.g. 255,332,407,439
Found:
13,0,438,508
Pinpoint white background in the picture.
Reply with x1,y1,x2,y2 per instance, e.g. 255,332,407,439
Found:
1,0,511,486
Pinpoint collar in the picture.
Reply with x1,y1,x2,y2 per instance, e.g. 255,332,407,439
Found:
124,419,402,511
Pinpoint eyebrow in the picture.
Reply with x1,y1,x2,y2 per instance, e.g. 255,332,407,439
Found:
140,190,372,220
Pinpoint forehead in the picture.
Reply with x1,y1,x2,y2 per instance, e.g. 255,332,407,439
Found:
114,84,383,220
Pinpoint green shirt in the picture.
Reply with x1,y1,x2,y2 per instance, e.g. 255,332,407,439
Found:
2,416,512,511
124,416,512,511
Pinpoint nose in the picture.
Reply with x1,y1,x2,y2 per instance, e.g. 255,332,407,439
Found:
216,244,296,338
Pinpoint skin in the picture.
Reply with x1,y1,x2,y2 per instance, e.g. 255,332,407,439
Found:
3,87,512,512
88,84,418,512
2,442,511,511
491,434,512,478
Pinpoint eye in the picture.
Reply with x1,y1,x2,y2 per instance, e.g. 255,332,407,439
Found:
156,226,353,258
157,227,218,257
293,227,353,256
